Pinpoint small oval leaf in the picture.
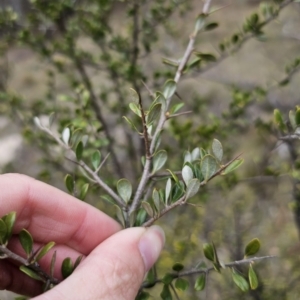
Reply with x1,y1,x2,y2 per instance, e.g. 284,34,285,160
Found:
35,241,56,262
91,150,101,170
3,211,16,241
203,243,214,262
201,155,217,181
0,219,7,245
62,127,71,145
61,257,74,279
232,270,249,292
186,178,200,199
223,159,244,174
64,174,74,194
165,178,172,205
117,179,132,204
79,183,89,201
20,266,43,281
182,165,193,185
172,262,184,272
248,265,258,290
141,201,154,218
19,229,33,257
244,238,261,257
75,141,84,161
212,139,223,162
194,273,206,291
163,79,177,99
152,150,168,173
175,278,189,291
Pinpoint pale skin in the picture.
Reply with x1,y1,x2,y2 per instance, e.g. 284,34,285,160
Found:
0,173,165,300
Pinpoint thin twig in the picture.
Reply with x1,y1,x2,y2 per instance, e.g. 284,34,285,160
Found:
0,245,60,285
141,255,276,288
142,153,242,227
138,93,151,158
36,124,126,208
129,0,214,215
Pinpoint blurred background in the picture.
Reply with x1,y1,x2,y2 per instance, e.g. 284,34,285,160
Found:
0,0,300,299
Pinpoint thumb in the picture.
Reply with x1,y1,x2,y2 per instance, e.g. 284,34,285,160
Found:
34,226,165,300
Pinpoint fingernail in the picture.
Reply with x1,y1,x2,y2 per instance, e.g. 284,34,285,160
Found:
138,225,165,272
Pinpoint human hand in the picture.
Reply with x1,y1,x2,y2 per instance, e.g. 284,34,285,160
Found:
0,174,165,300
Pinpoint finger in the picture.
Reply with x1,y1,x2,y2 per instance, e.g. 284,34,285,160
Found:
0,173,121,254
34,226,165,300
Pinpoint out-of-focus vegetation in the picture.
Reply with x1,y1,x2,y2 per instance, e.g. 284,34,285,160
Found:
1,0,300,299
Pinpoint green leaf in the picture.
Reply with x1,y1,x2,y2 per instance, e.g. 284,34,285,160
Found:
289,110,297,129
123,116,140,133
171,181,185,202
129,87,139,104
20,266,43,281
141,201,154,218
152,188,161,211
160,284,172,300
62,127,71,145
35,241,55,262
203,243,214,262
248,265,258,290
172,262,184,272
147,103,162,125
152,150,168,173
0,219,7,244
186,178,200,199
195,14,206,32
175,278,189,291
79,183,89,201
170,102,184,114
188,57,201,69
129,102,142,117
194,274,206,291
3,211,16,241
191,147,200,161
232,270,249,292
223,159,244,174
166,169,179,183
19,229,33,257
114,205,125,228
91,150,101,170
61,257,74,279
155,92,166,110
182,165,193,185
163,79,176,99
273,109,285,130
165,178,172,205
64,174,74,193
117,179,132,204
70,128,82,147
201,155,217,181
244,238,260,257
204,22,219,31
136,291,150,300
194,52,217,62
75,141,84,161
212,139,223,162
296,108,300,126
162,273,175,285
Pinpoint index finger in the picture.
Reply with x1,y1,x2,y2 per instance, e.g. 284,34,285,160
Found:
0,173,121,254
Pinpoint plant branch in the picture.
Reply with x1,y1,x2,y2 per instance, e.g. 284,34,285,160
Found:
129,0,214,215
141,255,276,288
0,245,60,285
142,153,242,227
71,52,124,178
35,123,126,208
195,0,295,76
